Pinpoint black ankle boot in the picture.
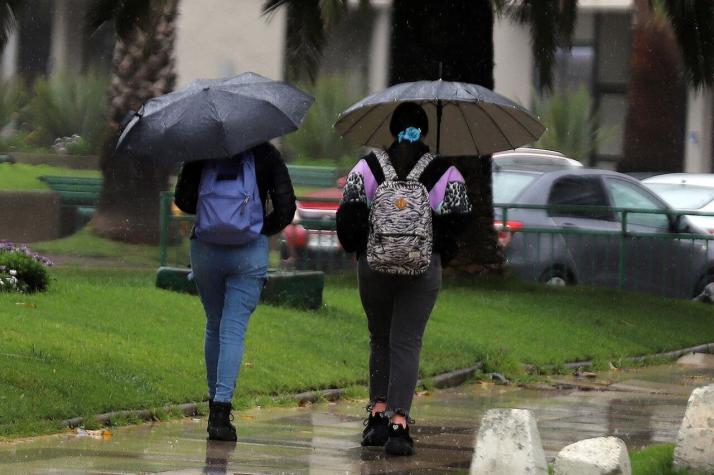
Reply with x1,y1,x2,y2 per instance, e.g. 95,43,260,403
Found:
384,422,415,456
361,410,389,446
207,401,237,442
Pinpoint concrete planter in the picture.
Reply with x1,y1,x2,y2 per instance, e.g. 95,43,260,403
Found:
155,266,325,310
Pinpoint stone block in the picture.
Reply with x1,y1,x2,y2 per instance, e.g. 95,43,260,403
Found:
470,408,547,475
674,384,714,473
553,437,631,475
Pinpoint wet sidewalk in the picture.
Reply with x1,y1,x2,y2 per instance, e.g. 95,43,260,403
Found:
2,356,713,474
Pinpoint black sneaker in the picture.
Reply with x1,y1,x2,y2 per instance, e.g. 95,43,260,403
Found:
384,423,415,456
361,411,389,446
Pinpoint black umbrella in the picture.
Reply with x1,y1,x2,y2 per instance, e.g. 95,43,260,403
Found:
334,80,545,156
116,72,314,165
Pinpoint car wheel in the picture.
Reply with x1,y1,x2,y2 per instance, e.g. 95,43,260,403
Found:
693,272,714,299
538,268,574,286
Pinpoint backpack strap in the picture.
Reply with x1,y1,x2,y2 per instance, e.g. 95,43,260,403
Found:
406,153,436,182
418,156,453,192
373,150,398,182
364,153,386,185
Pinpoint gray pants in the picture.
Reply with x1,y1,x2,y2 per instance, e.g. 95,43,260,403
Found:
357,254,442,417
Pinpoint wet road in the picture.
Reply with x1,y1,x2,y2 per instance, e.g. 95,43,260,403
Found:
2,357,713,474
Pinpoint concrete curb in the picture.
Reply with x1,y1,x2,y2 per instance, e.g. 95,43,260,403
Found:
524,342,714,373
60,343,714,429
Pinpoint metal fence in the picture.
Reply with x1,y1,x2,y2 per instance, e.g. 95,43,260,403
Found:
494,203,714,299
159,193,714,299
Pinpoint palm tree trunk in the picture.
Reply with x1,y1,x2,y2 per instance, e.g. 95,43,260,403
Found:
618,0,686,174
92,0,179,244
390,0,502,274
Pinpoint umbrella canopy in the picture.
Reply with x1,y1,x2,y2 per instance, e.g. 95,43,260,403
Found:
334,80,545,156
116,72,314,165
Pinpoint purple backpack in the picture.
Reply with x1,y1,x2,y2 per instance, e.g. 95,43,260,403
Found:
194,151,263,245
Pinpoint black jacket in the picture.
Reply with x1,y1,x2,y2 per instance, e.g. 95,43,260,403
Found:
174,142,296,236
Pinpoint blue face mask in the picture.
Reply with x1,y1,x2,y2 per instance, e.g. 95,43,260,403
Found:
397,127,422,143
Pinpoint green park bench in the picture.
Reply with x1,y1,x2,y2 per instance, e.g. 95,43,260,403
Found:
39,175,102,233
286,164,339,188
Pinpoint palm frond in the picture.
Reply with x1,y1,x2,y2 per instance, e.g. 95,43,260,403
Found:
262,0,346,82
262,0,289,19
319,0,347,28
85,0,158,39
663,0,714,88
502,0,577,91
0,0,22,51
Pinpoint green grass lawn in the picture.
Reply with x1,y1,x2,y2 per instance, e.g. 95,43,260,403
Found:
629,444,707,475
551,444,697,475
0,163,100,191
2,268,714,439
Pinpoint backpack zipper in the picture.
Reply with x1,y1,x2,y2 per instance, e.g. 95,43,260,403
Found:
239,194,251,214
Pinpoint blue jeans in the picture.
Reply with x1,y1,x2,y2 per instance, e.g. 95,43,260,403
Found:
190,235,268,403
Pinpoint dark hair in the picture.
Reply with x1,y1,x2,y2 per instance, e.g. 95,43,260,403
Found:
389,102,429,138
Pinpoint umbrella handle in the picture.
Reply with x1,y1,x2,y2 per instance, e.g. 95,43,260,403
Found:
436,99,443,155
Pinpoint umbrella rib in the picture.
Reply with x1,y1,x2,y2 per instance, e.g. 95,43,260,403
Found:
337,103,384,137
455,102,481,156
474,102,517,152
207,93,229,157
363,108,394,146
501,105,543,138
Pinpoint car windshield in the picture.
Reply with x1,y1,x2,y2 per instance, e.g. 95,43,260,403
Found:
492,171,539,203
645,184,714,210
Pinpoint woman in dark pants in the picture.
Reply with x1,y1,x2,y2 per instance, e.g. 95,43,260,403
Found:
336,102,472,456
174,142,295,441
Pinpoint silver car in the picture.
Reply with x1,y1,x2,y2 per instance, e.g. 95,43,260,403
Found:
494,168,714,299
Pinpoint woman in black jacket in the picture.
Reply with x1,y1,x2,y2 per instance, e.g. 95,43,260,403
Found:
174,142,295,441
336,103,471,456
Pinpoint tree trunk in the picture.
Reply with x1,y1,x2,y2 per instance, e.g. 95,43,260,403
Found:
618,0,686,174
390,0,502,274
92,0,179,244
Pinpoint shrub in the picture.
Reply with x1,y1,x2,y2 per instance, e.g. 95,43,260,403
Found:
533,86,615,163
282,74,363,170
0,78,27,130
0,241,52,293
28,72,109,154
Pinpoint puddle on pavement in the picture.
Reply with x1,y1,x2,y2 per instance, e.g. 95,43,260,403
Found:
1,362,712,474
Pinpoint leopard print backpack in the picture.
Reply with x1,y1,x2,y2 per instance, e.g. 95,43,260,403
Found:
366,150,435,276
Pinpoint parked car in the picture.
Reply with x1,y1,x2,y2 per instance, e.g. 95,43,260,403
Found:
642,173,714,234
280,178,351,271
494,168,714,298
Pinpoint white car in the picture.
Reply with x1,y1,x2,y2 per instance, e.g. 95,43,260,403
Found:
492,147,583,172
642,174,714,234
